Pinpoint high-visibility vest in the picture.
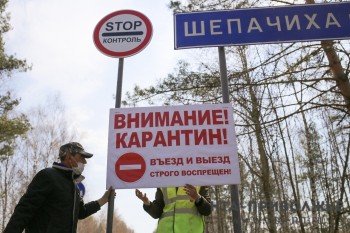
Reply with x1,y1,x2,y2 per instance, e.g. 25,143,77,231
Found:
156,187,205,233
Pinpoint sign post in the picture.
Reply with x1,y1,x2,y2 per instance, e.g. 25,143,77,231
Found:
218,46,242,233
93,9,153,233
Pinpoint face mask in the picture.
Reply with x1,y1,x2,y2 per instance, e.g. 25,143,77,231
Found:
71,158,85,175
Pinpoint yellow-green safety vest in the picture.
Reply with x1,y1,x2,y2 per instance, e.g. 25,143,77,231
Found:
156,187,205,233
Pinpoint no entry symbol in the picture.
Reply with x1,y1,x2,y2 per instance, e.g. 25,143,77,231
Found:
115,152,146,182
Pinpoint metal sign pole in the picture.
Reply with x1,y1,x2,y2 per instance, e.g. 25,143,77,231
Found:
115,58,124,109
218,46,242,233
106,57,124,233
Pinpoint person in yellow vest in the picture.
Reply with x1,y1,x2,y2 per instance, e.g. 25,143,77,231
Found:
136,184,212,233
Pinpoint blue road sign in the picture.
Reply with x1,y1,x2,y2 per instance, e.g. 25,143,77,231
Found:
174,2,350,49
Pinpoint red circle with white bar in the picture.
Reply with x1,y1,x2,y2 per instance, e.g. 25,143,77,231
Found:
115,152,146,182
93,10,153,58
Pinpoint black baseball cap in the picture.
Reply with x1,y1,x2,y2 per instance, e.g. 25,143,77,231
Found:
59,142,93,158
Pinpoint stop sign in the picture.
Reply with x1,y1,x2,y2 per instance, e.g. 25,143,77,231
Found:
93,10,153,58
115,152,146,182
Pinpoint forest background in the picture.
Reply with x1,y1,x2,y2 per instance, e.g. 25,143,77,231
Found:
1,0,350,232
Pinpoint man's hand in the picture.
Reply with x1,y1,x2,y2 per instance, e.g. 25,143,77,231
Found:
135,189,151,206
97,186,114,207
183,184,201,201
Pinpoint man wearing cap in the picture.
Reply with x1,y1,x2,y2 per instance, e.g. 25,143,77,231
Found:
3,142,113,233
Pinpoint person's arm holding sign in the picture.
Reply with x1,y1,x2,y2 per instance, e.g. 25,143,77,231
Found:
183,184,212,216
136,185,211,218
136,185,212,233
136,189,164,219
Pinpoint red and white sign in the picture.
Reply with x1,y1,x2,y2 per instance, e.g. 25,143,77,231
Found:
115,152,146,182
93,10,153,58
106,104,240,189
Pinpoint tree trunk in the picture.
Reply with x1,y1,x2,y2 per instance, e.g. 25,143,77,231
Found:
305,0,350,114
238,46,277,232
300,111,320,233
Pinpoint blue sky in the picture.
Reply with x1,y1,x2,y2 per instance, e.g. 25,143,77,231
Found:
6,0,195,232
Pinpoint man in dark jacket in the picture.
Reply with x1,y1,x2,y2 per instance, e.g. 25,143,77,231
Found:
4,142,113,233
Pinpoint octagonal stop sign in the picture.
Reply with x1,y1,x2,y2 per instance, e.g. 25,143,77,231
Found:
93,10,153,58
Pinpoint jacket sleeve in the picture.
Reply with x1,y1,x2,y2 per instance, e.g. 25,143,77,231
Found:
143,188,164,219
195,186,212,216
78,200,101,219
3,169,53,233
